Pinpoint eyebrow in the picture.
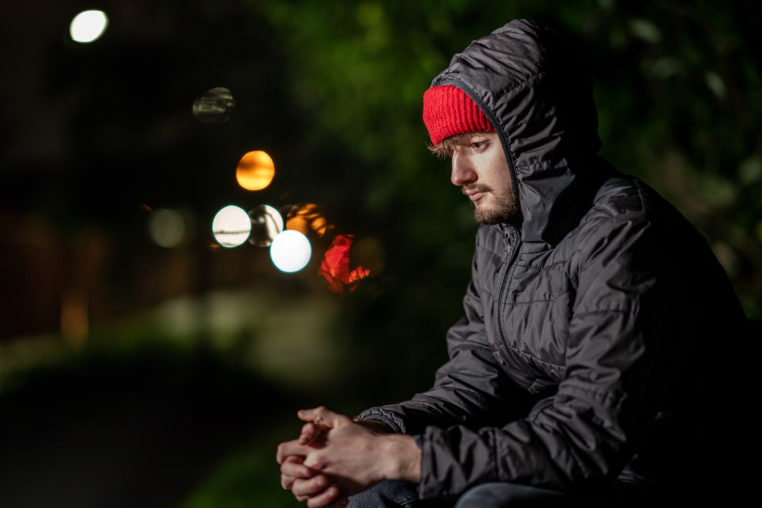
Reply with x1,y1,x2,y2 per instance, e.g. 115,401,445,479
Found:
429,132,490,159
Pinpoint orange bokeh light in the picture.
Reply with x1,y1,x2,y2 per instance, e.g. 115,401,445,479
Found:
236,150,275,191
286,203,332,237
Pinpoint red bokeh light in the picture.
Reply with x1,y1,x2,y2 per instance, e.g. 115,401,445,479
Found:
318,234,371,293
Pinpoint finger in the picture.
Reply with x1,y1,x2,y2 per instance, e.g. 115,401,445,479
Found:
306,485,343,508
285,454,305,465
276,440,310,464
281,473,295,490
299,422,322,444
297,406,350,427
292,474,332,499
281,456,314,479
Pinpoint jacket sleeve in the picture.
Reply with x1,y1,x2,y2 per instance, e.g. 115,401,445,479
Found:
414,216,673,498
356,232,531,435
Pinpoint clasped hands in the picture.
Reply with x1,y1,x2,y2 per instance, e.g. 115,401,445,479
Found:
276,406,421,508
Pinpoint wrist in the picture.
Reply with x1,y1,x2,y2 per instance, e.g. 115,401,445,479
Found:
379,434,421,483
354,418,393,434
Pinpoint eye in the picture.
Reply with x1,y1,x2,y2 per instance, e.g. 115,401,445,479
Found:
470,140,487,151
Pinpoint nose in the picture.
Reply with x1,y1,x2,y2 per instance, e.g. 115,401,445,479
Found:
451,152,476,186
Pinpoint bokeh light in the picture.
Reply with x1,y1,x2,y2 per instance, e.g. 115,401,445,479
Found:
69,10,109,43
236,150,275,191
212,205,251,248
286,203,332,237
270,230,311,273
318,234,371,293
148,208,187,248
192,87,236,124
249,204,284,247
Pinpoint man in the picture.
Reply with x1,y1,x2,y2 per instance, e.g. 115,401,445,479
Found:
277,19,749,507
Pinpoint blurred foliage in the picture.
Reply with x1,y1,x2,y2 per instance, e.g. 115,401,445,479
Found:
246,0,762,396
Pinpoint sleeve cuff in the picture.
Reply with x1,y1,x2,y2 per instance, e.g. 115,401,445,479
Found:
355,407,408,434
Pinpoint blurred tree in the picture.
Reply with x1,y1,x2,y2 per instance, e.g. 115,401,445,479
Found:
2,0,760,393
248,0,761,399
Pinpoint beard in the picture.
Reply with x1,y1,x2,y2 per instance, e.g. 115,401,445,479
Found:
468,186,520,225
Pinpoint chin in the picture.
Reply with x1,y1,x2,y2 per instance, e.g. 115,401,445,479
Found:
474,205,520,225
474,212,502,225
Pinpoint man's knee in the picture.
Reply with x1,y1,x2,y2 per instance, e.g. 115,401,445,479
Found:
348,480,420,507
455,482,582,508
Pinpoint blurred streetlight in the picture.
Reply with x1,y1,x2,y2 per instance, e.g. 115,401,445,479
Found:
212,205,251,248
70,10,109,43
270,230,311,273
249,204,284,247
236,150,275,191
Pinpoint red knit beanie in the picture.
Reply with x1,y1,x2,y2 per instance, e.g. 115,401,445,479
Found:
422,85,494,146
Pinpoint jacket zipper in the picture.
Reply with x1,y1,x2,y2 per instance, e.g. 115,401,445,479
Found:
496,227,534,376
439,78,530,376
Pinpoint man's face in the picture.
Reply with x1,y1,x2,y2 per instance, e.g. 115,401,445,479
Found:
450,132,519,225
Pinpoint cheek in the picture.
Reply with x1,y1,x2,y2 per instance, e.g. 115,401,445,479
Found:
492,161,513,195
496,179,514,199
487,166,512,194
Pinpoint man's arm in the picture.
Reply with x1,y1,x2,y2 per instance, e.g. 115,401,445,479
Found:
357,228,532,434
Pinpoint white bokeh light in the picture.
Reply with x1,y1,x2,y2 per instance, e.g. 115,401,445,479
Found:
212,205,251,248
270,230,312,273
70,10,109,43
249,204,284,247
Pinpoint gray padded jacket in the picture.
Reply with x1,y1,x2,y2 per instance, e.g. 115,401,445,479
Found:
357,19,747,499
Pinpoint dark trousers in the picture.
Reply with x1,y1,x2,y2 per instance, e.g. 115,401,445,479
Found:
347,480,652,507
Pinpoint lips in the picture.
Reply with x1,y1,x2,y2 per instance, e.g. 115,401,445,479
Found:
464,187,488,202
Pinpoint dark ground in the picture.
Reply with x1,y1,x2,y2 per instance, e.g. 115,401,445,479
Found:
0,347,293,508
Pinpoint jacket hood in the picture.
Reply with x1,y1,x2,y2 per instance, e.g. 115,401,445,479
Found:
431,19,605,244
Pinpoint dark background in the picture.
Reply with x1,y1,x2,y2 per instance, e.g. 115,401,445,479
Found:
1,1,760,506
